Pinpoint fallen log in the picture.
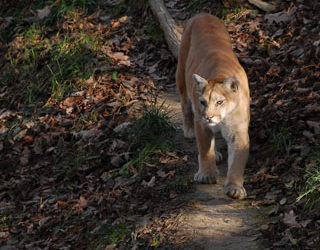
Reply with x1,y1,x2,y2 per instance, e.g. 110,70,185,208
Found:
248,0,275,12
148,0,182,59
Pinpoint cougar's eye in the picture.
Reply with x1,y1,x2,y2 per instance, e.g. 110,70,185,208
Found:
200,100,207,107
216,100,224,105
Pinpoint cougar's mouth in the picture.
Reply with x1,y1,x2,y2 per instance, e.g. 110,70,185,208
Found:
204,117,220,126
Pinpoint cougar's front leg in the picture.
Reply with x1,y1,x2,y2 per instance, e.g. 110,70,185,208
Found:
194,119,218,184
223,130,249,199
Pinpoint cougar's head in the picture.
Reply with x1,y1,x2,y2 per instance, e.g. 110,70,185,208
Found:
192,74,239,126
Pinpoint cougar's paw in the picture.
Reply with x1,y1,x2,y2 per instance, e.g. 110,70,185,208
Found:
223,184,247,199
215,150,223,162
183,126,195,138
194,171,217,184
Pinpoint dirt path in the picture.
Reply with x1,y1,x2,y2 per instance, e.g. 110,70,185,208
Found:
159,86,262,249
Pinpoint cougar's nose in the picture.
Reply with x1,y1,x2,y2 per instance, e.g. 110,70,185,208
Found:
206,115,214,121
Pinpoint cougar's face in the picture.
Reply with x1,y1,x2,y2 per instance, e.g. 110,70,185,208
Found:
199,85,236,126
193,74,239,126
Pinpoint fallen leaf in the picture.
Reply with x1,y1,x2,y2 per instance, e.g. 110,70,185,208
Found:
159,156,170,164
169,191,177,199
107,51,131,66
302,130,314,138
300,219,311,228
39,216,51,229
57,200,68,208
19,147,31,166
113,122,132,133
306,121,320,134
0,232,9,239
110,155,124,167
279,197,287,205
182,155,188,162
264,7,297,24
156,170,168,178
167,170,175,179
141,176,155,187
14,129,27,141
79,196,88,208
283,210,300,228
37,6,51,19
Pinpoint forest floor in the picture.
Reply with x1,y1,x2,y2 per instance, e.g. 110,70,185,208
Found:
0,0,319,249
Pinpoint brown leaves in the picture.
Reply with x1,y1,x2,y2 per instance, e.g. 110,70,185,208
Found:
107,51,131,67
225,1,320,247
264,7,297,24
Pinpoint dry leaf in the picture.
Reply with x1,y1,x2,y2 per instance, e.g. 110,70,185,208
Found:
141,176,155,187
79,196,88,208
264,7,297,24
39,216,51,228
156,170,168,178
283,210,300,228
20,147,31,166
169,191,177,199
168,170,175,179
279,197,287,205
37,6,51,19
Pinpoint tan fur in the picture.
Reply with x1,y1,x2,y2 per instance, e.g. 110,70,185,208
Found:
176,13,250,199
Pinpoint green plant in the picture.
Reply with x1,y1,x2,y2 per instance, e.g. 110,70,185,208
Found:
165,174,192,193
39,0,97,25
150,234,160,247
130,97,175,146
112,71,118,82
187,0,213,13
119,143,160,177
272,126,294,155
112,3,125,17
117,98,176,177
80,110,99,125
264,125,294,156
47,64,73,100
92,223,132,249
221,5,252,21
297,146,320,210
145,20,162,40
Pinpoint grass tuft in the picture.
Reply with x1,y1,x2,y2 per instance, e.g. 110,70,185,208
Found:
264,125,294,156
40,0,97,25
115,98,176,178
297,146,320,210
130,97,175,146
91,223,132,249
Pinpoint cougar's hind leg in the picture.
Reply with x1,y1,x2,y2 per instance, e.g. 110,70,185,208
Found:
181,95,194,138
176,59,194,138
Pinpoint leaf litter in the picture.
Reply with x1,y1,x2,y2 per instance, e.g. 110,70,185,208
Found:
1,0,320,249
0,1,189,249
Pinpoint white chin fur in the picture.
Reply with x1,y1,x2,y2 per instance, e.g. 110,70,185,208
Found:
204,119,220,126
202,117,220,126
208,122,218,127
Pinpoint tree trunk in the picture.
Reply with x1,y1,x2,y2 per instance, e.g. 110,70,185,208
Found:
248,0,275,12
148,0,182,59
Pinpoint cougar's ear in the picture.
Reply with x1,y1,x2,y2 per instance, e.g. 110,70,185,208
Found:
192,74,208,91
224,76,239,92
